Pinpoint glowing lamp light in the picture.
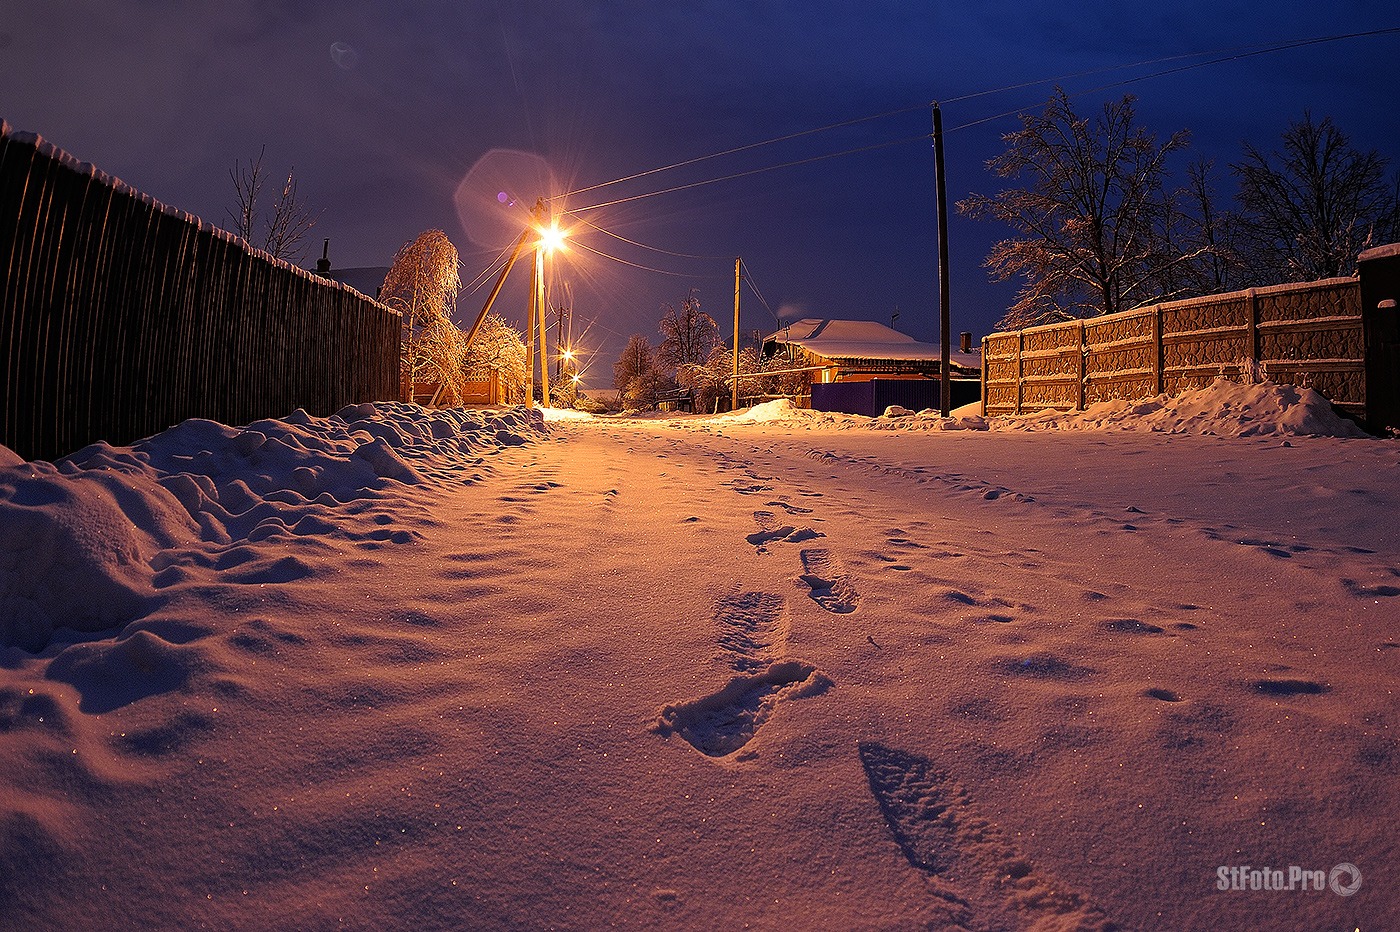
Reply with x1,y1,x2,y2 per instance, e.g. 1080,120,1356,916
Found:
537,222,567,253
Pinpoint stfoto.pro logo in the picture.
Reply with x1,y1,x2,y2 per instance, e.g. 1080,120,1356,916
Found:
1216,863,1362,896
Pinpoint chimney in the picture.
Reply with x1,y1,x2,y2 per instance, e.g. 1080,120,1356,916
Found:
316,238,331,277
959,331,972,354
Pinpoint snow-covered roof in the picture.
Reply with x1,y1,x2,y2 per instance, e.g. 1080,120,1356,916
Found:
766,318,981,370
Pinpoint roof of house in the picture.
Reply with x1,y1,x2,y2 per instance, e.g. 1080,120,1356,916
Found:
765,318,981,370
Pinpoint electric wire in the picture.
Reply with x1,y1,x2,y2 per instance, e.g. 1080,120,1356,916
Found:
572,215,735,261
560,103,927,202
947,26,1400,134
548,27,1400,288
561,26,1400,216
571,239,714,277
570,134,929,214
739,260,777,324
461,241,515,294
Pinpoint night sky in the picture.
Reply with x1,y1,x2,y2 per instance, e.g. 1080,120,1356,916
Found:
4,2,1398,378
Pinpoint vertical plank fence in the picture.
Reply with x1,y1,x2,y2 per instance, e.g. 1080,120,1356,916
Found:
1,121,402,462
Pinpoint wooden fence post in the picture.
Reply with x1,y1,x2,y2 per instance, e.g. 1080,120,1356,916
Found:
1015,331,1024,415
1247,287,1260,367
979,335,987,417
1077,321,1087,410
1153,305,1164,396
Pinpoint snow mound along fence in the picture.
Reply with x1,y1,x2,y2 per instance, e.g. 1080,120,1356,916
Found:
0,403,543,652
870,378,1366,438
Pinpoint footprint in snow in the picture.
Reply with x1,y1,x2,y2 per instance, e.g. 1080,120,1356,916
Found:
798,549,859,614
859,741,1114,929
653,661,831,759
748,510,823,549
713,590,788,672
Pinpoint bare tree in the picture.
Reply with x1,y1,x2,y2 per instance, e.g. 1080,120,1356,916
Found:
1232,112,1400,281
227,146,318,262
657,289,721,373
380,230,462,401
1178,159,1244,293
226,148,264,245
959,90,1209,328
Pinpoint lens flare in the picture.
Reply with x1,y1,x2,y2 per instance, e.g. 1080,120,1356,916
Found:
455,149,561,250
329,41,359,70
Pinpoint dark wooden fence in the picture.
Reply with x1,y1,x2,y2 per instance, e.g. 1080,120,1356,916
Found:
0,121,401,462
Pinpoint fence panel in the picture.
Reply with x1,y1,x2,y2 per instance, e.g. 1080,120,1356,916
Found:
981,332,1020,415
981,276,1372,422
0,123,402,462
1085,310,1155,404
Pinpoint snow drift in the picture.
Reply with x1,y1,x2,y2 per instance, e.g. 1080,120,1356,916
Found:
0,403,543,651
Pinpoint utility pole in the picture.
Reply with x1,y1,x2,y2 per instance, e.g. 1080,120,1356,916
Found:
555,305,566,380
525,244,536,407
732,257,741,412
535,243,550,408
933,103,952,416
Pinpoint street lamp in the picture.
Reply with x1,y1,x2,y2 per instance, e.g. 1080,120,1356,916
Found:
537,221,567,254
530,217,569,408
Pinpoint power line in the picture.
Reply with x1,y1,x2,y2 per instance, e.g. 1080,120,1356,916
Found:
561,26,1400,215
461,241,515,294
572,215,734,261
560,103,928,202
571,134,929,213
558,44,1282,204
739,260,778,325
571,238,715,277
947,26,1400,134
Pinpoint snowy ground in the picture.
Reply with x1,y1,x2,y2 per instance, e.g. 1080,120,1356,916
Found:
0,381,1396,930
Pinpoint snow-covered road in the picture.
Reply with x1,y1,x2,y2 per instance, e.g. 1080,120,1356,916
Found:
1,398,1395,929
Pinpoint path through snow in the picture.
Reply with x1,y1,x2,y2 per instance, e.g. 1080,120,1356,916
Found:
0,399,1396,929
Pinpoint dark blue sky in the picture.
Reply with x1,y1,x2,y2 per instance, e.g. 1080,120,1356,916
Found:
4,2,1398,375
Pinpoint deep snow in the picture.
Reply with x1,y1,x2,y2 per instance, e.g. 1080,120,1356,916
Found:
0,381,1395,930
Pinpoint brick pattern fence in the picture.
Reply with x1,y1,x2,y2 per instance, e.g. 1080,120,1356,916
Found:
1,121,402,462
981,275,1387,425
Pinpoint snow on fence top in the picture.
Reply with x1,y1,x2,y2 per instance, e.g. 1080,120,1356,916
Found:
0,118,390,305
0,119,403,461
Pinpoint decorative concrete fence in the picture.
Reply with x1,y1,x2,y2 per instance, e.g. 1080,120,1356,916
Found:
0,121,402,462
981,251,1400,432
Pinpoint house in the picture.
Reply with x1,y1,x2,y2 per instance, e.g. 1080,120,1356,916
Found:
763,318,981,382
763,318,981,414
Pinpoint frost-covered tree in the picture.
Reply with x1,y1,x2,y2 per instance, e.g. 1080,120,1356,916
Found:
380,230,462,401
463,313,528,404
1232,112,1400,281
959,90,1209,328
679,345,733,413
613,334,663,408
226,146,317,262
657,290,721,373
